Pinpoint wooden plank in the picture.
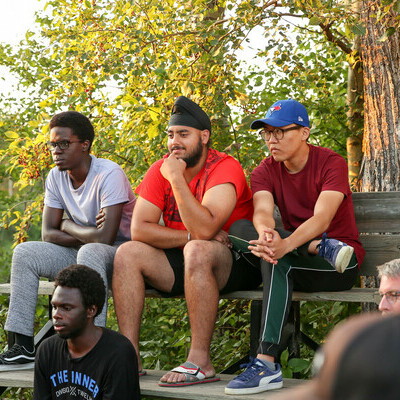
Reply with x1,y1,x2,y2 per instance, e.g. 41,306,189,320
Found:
0,369,303,400
352,191,400,233
0,283,11,295
0,369,33,388
136,288,380,303
0,281,54,296
359,234,400,275
274,191,400,234
0,283,379,304
141,370,303,400
292,287,380,304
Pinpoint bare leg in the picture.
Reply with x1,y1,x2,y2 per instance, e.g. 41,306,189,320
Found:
308,240,321,255
258,354,275,363
160,240,232,383
113,241,175,372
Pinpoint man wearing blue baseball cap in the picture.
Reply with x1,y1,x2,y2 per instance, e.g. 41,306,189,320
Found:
225,99,365,395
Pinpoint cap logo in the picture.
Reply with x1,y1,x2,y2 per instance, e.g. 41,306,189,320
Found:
298,116,303,122
267,104,281,117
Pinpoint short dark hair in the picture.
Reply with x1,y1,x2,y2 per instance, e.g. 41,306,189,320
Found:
54,264,105,317
49,111,95,151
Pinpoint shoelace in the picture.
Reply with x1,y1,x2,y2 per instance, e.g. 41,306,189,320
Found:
236,357,265,381
318,232,328,255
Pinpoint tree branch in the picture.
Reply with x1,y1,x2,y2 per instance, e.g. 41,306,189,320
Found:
319,22,352,54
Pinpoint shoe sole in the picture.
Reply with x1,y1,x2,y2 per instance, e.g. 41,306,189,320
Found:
335,246,354,273
158,377,220,387
225,380,283,395
0,362,34,372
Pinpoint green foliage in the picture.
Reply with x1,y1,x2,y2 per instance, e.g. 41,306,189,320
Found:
0,293,48,399
300,299,360,344
107,297,253,372
0,0,363,243
280,349,311,379
0,2,375,396
0,290,360,399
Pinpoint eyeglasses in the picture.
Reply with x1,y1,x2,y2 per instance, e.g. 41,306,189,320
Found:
46,140,82,151
379,291,400,305
258,125,302,141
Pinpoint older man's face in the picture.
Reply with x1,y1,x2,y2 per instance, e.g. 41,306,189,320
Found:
379,275,400,315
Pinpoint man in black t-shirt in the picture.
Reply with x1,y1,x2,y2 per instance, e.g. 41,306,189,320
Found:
34,264,140,400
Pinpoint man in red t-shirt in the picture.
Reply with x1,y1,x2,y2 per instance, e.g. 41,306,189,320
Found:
113,96,261,387
225,99,365,395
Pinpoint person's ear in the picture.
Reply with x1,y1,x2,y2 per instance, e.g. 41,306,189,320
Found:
86,304,98,319
301,127,310,141
81,140,90,152
201,130,210,145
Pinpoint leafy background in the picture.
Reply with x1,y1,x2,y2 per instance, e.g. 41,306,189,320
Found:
0,0,383,397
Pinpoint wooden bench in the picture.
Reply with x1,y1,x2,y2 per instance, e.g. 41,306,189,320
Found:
0,369,303,399
0,191,399,399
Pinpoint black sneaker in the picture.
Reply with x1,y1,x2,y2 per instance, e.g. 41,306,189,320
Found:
0,344,35,371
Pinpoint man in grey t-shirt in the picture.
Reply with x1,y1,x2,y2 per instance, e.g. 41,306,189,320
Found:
0,111,136,371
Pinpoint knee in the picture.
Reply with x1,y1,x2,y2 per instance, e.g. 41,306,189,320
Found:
113,241,146,275
77,243,101,262
12,242,40,271
183,240,213,275
77,243,112,272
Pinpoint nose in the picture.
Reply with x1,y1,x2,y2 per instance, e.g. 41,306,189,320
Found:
267,134,279,144
171,135,181,146
378,295,390,313
52,307,61,320
52,145,63,154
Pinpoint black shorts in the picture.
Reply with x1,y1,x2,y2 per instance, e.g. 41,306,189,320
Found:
156,247,262,297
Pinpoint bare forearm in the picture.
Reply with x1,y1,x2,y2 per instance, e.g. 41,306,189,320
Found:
42,229,82,247
283,214,330,252
170,179,220,239
253,213,276,237
61,219,116,245
131,222,188,248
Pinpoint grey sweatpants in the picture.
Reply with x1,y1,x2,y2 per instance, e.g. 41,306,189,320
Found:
5,241,120,336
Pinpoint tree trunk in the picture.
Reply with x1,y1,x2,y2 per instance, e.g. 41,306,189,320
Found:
360,0,400,191
359,1,400,309
346,0,364,191
346,56,363,191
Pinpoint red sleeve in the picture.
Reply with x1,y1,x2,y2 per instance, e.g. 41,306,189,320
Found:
135,159,168,210
204,156,250,199
320,153,351,196
250,159,274,195
202,155,253,230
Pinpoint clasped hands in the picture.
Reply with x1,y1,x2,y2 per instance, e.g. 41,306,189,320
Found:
249,228,290,265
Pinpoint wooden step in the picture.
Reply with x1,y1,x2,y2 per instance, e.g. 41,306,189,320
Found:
0,368,303,399
0,281,381,304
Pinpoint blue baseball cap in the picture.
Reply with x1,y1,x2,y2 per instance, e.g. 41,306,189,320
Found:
250,99,309,129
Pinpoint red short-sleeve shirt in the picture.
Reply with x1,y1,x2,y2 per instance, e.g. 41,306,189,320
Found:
136,149,253,232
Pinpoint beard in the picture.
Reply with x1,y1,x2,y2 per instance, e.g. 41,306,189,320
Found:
171,136,204,168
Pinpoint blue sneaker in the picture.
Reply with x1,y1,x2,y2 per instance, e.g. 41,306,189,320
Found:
225,358,283,395
318,233,354,273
